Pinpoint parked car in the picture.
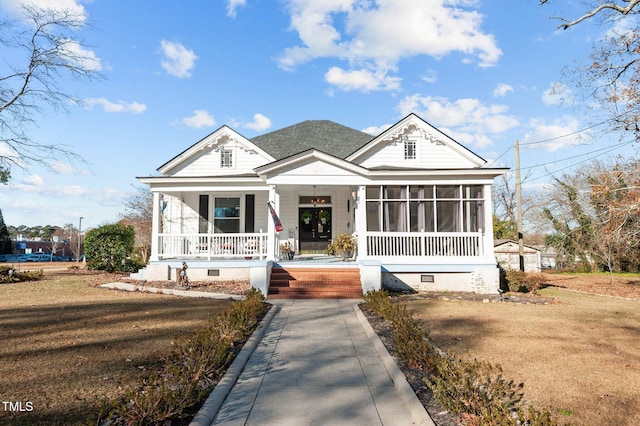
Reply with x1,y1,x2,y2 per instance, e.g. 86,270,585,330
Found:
25,253,53,262
5,254,29,263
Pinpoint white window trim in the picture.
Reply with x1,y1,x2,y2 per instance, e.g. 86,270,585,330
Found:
403,137,417,161
213,196,242,233
220,148,234,168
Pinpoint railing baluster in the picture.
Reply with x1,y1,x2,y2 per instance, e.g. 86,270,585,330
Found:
363,231,482,258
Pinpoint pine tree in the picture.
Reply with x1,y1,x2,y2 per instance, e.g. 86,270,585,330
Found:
0,210,12,254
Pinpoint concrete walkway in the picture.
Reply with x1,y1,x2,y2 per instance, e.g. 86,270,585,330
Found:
193,299,434,426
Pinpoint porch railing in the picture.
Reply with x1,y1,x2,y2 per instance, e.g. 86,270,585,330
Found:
365,231,484,258
157,233,268,259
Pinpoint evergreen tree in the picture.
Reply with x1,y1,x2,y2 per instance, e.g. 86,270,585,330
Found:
84,223,135,272
0,210,12,254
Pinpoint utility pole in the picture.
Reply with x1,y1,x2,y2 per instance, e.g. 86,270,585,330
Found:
515,141,525,272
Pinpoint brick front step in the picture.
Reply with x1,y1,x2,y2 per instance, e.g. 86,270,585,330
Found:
268,267,362,299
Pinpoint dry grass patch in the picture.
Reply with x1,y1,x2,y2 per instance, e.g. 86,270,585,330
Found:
401,287,640,425
0,270,232,425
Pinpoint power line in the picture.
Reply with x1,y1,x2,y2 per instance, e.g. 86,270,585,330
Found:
520,139,634,172
524,139,636,183
486,117,618,168
486,146,513,167
519,118,613,146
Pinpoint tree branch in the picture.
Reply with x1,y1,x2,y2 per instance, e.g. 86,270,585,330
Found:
552,0,640,30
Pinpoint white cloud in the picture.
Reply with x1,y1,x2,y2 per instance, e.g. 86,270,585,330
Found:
421,70,438,83
324,66,400,92
182,110,216,128
62,39,102,71
0,0,87,22
0,1,101,73
227,0,246,18
84,98,147,113
493,83,513,97
278,0,501,92
542,82,570,106
243,113,272,131
522,116,585,152
361,124,391,136
21,174,43,187
160,40,198,78
397,94,520,148
50,161,76,175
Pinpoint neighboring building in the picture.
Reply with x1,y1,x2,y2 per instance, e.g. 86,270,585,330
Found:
137,113,508,296
13,239,73,258
494,239,542,273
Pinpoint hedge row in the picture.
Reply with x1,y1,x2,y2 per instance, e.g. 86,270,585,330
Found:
98,289,269,426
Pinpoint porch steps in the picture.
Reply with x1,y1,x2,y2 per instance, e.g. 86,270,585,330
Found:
268,267,362,299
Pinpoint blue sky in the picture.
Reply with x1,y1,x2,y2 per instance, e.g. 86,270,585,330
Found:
0,0,635,229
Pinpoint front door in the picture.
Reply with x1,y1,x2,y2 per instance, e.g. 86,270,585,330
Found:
299,207,332,254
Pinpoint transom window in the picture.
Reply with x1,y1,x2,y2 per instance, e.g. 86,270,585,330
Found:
404,137,416,160
366,185,484,233
220,149,233,168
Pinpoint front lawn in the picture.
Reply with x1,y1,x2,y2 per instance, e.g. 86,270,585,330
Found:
0,270,232,425
399,283,640,425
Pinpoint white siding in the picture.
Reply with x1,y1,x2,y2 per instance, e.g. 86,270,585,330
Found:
357,134,478,169
171,141,270,177
179,193,199,233
254,192,269,233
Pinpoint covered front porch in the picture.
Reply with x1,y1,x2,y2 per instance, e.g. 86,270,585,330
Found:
148,180,495,266
140,180,501,294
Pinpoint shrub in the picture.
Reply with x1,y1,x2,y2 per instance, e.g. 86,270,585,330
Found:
364,290,438,371
0,266,43,283
99,289,267,425
504,269,548,294
85,223,135,272
429,354,524,424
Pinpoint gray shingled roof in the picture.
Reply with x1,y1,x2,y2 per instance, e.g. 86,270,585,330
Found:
250,120,373,160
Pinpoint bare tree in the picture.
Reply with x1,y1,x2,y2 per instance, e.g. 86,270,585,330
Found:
50,228,67,260
540,0,640,30
120,186,153,262
540,1,640,141
62,222,80,259
543,157,640,273
492,173,540,240
0,5,102,182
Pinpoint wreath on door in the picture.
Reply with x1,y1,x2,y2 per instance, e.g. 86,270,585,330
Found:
301,211,312,224
318,210,329,224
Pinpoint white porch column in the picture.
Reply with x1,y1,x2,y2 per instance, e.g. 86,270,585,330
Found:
150,191,161,261
267,185,279,261
355,185,368,259
483,183,496,259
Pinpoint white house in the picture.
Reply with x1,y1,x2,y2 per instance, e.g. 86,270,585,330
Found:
137,113,508,297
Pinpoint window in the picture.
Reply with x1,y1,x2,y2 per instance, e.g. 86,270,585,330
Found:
365,185,484,233
220,149,233,168
214,197,240,233
404,137,416,160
